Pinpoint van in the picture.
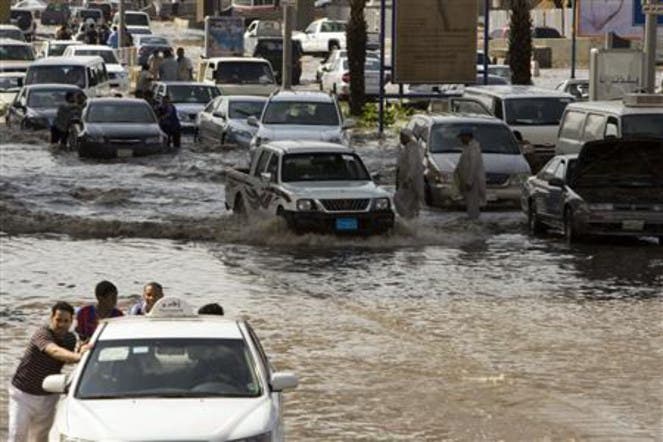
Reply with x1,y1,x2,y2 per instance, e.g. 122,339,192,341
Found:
24,56,111,97
0,38,35,74
200,57,278,96
556,94,663,154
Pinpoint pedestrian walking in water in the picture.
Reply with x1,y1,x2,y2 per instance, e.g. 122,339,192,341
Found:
98,24,111,46
454,126,486,220
129,281,164,315
147,49,163,80
107,25,119,48
157,95,181,148
51,91,78,145
75,280,123,343
393,127,425,218
8,302,87,442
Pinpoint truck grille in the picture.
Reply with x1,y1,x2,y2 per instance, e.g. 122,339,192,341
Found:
320,199,370,211
486,173,510,185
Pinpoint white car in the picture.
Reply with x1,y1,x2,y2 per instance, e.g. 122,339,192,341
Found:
40,40,84,58
248,90,354,153
112,10,152,35
62,45,129,91
292,18,346,54
316,49,379,83
321,57,381,100
43,297,298,442
243,20,282,57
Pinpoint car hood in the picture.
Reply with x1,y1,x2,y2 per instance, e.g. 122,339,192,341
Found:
229,118,257,134
105,64,125,74
29,107,57,120
430,152,531,174
570,138,663,188
173,102,205,115
61,396,274,440
259,125,344,142
282,181,389,199
86,123,162,137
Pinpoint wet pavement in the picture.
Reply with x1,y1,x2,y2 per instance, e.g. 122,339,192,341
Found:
0,21,662,441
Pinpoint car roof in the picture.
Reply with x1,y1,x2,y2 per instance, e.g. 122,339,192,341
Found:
98,316,244,340
24,83,82,91
270,90,335,103
464,85,574,98
565,100,663,116
29,56,104,66
157,81,217,87
0,72,26,78
48,40,83,45
223,95,267,102
68,44,114,51
419,113,507,125
0,24,23,30
0,38,31,46
264,141,353,154
87,97,148,105
207,57,270,63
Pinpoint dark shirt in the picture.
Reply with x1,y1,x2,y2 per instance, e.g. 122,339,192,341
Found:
75,305,123,341
158,103,181,133
12,326,76,395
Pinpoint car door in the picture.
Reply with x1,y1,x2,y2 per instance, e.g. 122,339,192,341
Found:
246,150,272,214
545,159,567,224
533,157,559,220
197,97,217,143
211,97,228,142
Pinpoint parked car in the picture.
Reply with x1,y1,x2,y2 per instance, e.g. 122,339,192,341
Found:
0,38,35,74
42,296,299,442
197,95,267,149
522,138,663,243
12,0,47,18
112,11,151,35
25,56,111,98
477,65,512,83
9,9,37,42
68,97,168,158
251,38,303,85
40,2,71,25
293,18,346,54
62,45,129,91
401,114,531,207
200,57,277,96
151,81,221,133
0,24,26,42
321,57,381,99
243,20,282,57
133,35,171,66
556,79,589,101
226,142,395,234
84,2,112,23
5,83,83,130
0,72,25,115
555,94,663,154
248,90,353,152
316,49,379,83
40,40,84,58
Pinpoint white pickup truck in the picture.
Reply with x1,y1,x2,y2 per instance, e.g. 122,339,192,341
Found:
292,18,346,54
225,141,395,234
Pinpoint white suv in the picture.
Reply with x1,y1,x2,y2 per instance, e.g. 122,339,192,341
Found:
248,90,354,154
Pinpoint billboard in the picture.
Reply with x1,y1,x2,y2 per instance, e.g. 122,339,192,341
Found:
204,16,245,58
589,49,644,100
578,0,660,37
393,0,477,84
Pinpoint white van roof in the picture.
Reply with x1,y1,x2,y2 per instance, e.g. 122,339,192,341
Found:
206,57,271,64
29,56,105,67
565,97,663,116
465,85,574,99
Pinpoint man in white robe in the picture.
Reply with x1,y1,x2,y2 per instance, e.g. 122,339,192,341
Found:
394,128,425,219
454,126,486,220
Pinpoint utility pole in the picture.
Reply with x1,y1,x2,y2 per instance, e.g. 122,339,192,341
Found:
282,1,294,89
642,0,661,93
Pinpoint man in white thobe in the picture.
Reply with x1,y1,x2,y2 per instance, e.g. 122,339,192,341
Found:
394,128,425,219
454,126,486,220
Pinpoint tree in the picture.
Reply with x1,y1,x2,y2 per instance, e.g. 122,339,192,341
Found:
347,0,367,116
508,0,533,85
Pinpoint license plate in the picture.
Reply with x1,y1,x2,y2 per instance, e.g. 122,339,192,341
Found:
336,217,358,231
622,220,644,231
117,148,133,158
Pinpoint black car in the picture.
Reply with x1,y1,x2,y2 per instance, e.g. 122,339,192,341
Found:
9,9,36,42
522,138,663,243
252,38,302,85
41,2,71,25
69,98,168,158
5,84,83,130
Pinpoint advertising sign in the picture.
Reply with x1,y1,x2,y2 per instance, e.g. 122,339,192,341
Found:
632,0,663,24
589,49,644,100
578,0,660,37
204,16,245,58
393,0,477,84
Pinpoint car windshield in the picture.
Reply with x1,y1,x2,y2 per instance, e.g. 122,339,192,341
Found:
0,45,34,61
126,13,149,26
505,97,573,125
168,85,220,103
341,58,380,71
215,62,274,85
621,114,663,139
430,123,521,154
256,21,281,36
75,49,118,64
282,153,370,182
75,338,262,399
80,9,101,20
229,100,265,119
234,0,277,5
87,102,156,123
0,29,25,41
263,101,339,125
26,66,86,89
0,76,23,91
27,89,70,108
138,36,168,45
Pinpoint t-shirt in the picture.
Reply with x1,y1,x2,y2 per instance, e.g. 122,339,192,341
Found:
75,304,123,341
12,326,76,395
159,58,179,82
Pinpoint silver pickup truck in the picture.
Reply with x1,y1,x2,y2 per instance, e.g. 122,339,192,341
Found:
225,141,395,234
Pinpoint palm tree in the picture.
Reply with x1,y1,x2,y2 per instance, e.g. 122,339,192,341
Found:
509,0,533,85
347,0,367,116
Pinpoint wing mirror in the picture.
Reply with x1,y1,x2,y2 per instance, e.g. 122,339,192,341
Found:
548,177,564,188
42,374,67,394
270,372,298,392
260,172,272,182
342,118,356,130
247,116,259,127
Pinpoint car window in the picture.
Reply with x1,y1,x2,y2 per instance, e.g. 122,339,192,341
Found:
253,151,271,177
605,117,619,137
26,65,86,89
281,153,370,182
0,76,23,92
228,100,265,119
451,100,491,115
621,114,663,139
245,322,271,375
215,62,274,85
265,154,278,182
0,44,34,61
305,22,317,33
167,85,220,104
559,110,585,139
429,123,520,154
582,113,606,141
203,98,217,113
75,338,262,399
493,98,503,119
27,90,70,108
87,67,97,86
87,102,156,123
262,101,339,126
320,21,345,32
125,13,149,26
505,97,573,125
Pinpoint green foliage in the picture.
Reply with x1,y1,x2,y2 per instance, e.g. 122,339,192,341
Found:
355,102,414,128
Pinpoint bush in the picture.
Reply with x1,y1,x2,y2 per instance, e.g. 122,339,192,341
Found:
356,102,414,128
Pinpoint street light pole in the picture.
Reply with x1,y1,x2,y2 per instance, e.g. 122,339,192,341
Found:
642,0,658,93
282,1,294,89
118,0,125,48
571,0,577,78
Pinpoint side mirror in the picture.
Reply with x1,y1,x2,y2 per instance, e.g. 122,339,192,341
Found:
260,172,272,182
548,177,564,188
247,116,259,127
342,118,356,130
42,374,67,394
270,372,298,392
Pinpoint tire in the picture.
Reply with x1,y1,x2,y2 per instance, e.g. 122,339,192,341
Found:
564,207,580,244
528,200,545,235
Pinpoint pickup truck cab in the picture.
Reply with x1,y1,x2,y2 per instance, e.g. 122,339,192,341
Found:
225,141,395,234
293,18,346,54
200,57,277,96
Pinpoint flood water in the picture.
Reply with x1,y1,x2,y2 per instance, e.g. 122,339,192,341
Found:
1,124,662,440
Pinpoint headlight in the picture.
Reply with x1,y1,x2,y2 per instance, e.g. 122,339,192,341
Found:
145,136,161,144
372,197,390,210
227,432,272,442
509,173,531,186
296,199,315,211
588,203,613,211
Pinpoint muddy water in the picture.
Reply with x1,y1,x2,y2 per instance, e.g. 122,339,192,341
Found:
1,123,663,441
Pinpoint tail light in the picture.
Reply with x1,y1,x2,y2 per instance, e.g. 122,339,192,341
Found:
342,72,350,83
